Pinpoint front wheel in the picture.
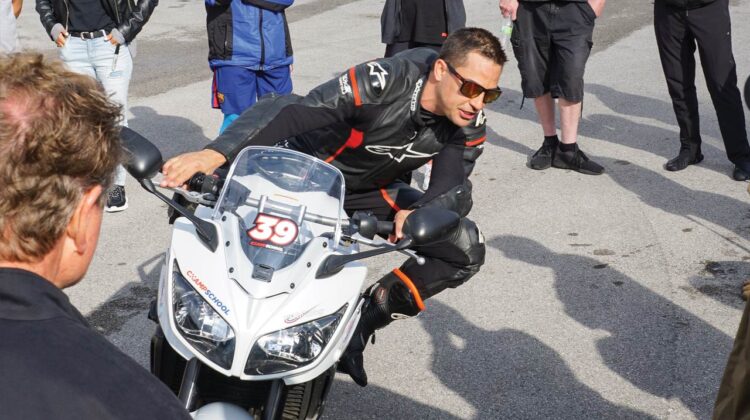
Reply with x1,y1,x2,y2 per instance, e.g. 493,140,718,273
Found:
150,326,186,394
272,367,335,420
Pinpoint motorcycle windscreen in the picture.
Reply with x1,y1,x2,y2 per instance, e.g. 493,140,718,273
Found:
214,147,346,273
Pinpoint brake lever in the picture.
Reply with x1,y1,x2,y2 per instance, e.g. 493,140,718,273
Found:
151,174,216,206
346,233,425,265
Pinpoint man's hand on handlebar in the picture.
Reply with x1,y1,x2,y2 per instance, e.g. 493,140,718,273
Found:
161,149,227,188
389,209,414,243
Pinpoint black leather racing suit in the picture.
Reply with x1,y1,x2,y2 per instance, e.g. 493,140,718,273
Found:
206,47,485,299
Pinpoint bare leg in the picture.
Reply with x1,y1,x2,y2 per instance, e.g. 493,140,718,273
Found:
534,93,557,137
558,98,582,144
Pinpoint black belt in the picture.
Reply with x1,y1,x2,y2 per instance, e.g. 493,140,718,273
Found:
69,30,107,40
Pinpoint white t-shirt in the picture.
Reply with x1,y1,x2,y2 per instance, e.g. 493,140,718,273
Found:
0,0,19,53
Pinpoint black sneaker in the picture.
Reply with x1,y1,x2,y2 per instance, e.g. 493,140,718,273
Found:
529,137,559,170
551,144,605,175
105,185,128,212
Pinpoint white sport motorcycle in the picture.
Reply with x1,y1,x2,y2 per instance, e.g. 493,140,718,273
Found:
120,128,460,419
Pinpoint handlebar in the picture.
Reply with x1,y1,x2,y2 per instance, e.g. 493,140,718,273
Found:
178,173,419,261
187,172,223,197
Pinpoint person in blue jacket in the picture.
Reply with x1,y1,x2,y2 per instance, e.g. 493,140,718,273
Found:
206,0,294,134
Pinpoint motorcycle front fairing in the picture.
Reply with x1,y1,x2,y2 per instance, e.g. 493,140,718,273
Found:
157,147,368,384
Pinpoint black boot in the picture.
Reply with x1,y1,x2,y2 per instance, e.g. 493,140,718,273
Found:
665,146,703,171
337,272,423,386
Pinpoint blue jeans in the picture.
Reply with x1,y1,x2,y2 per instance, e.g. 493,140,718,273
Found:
59,36,132,186
212,65,293,134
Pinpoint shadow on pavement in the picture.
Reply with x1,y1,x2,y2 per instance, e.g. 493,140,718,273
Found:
86,253,162,336
491,235,732,419
486,86,734,177
128,106,213,160
605,159,750,240
324,380,459,419
420,300,655,419
487,130,750,241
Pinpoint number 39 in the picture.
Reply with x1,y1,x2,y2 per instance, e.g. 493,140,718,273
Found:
248,214,299,246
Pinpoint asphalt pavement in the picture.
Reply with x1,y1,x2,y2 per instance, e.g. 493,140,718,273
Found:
13,0,750,418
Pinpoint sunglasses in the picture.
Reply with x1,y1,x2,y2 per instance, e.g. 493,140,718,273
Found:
445,62,502,104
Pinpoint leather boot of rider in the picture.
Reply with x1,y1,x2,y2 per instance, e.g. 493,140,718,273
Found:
337,269,425,386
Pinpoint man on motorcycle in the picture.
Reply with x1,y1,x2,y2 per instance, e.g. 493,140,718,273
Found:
161,27,505,387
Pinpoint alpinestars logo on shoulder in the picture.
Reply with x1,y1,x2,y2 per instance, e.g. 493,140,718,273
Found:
366,61,389,95
365,142,438,163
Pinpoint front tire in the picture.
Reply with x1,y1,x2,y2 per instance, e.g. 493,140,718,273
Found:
276,367,335,420
150,326,187,394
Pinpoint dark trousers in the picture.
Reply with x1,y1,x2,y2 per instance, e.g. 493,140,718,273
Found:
344,182,485,300
384,42,441,58
654,0,750,164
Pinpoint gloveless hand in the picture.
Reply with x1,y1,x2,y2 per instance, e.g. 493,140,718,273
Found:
499,0,519,20
588,0,606,17
160,149,227,188
389,209,414,243
105,33,119,46
55,30,68,47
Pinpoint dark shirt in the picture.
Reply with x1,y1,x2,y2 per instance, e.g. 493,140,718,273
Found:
0,268,191,420
67,0,115,32
397,0,447,45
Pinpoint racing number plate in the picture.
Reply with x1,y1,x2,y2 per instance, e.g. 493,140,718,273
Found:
247,213,299,249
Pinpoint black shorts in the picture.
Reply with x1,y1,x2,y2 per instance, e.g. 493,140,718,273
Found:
511,0,596,102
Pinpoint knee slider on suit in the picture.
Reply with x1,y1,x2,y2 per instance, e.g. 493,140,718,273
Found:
417,181,473,217
446,218,486,275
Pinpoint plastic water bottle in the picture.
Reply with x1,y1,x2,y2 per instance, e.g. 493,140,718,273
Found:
421,161,432,191
500,15,513,48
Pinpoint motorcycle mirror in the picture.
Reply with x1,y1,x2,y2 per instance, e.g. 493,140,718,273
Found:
119,127,218,252
400,208,460,247
316,208,459,278
120,127,164,181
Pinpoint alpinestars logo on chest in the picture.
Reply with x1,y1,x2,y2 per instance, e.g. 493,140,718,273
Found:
365,143,438,162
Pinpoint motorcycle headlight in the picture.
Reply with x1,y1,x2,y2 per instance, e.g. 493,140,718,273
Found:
172,263,235,369
245,304,347,375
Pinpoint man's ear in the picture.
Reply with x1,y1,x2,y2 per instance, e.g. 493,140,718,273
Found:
434,58,448,82
66,185,104,255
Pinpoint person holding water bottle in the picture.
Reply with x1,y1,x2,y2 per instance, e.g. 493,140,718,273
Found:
36,0,158,212
500,0,606,175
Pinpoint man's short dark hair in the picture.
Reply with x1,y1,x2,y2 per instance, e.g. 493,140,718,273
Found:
439,27,507,68
0,53,122,262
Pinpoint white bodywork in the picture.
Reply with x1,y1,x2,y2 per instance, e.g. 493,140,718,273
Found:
157,148,369,386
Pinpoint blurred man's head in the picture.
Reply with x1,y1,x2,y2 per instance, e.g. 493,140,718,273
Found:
428,28,506,127
0,53,122,288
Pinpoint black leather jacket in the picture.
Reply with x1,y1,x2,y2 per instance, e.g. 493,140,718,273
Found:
36,0,158,42
206,48,486,199
656,0,716,9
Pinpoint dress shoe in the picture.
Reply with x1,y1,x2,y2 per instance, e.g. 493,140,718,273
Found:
665,150,703,171
733,161,750,181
